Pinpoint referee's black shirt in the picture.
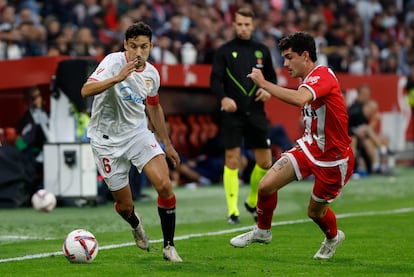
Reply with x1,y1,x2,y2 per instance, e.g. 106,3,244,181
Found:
210,37,277,114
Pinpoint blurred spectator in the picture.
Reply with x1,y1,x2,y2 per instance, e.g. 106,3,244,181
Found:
150,0,174,30
15,86,50,194
85,9,115,47
15,4,40,26
270,124,293,153
325,22,348,72
44,15,61,45
202,35,225,64
72,26,95,56
48,23,75,56
180,41,197,64
262,33,281,69
158,13,197,63
356,0,383,48
0,4,22,59
72,0,101,27
347,84,393,175
113,14,133,43
365,42,382,74
170,157,214,187
46,43,60,56
311,20,329,67
18,20,46,56
150,34,178,64
1,0,414,73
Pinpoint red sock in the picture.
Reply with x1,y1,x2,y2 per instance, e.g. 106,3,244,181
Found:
157,195,176,208
257,191,277,229
313,208,337,239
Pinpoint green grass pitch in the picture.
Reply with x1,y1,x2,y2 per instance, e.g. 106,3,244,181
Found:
0,166,413,277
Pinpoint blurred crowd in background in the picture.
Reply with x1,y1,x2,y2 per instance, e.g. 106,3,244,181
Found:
1,0,413,202
1,0,414,76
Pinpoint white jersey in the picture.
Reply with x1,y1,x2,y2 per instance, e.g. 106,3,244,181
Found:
87,52,160,145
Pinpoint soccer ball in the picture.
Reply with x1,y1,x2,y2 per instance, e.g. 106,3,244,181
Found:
63,229,99,263
31,189,57,212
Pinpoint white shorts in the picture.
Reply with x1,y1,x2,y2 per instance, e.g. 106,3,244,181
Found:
90,129,164,191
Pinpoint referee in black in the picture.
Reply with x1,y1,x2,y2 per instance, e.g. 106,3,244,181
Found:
210,7,278,224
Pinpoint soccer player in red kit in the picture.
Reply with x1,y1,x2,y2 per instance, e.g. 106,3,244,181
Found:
230,32,354,259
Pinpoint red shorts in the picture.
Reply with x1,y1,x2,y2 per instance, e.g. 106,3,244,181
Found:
284,146,354,203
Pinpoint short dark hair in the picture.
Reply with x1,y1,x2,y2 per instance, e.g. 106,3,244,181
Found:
234,7,255,20
125,22,153,41
279,32,317,62
23,86,40,103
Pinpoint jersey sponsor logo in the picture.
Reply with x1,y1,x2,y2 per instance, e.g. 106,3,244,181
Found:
166,209,176,214
254,50,263,59
266,138,271,147
120,86,145,104
302,105,317,117
307,75,320,85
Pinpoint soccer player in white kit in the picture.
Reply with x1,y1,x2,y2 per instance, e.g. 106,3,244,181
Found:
81,22,182,262
230,32,354,259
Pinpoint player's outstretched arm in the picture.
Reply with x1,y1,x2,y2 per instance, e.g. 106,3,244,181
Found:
81,59,138,97
247,68,312,107
81,77,120,98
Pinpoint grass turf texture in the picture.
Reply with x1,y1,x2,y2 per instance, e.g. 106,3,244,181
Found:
0,166,413,277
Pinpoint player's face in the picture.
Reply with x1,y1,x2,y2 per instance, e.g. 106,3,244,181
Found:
29,89,42,109
233,14,254,40
124,36,153,70
281,48,307,78
358,86,371,103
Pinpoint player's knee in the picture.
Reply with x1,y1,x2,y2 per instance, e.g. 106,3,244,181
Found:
258,179,274,195
307,210,321,221
257,160,272,170
307,209,323,221
115,201,134,218
154,179,173,198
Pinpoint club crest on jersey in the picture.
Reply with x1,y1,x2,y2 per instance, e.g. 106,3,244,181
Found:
232,51,238,58
120,86,145,104
144,79,153,90
255,50,264,68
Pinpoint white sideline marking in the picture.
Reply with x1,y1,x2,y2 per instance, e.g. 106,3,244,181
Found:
0,207,413,263
0,235,55,241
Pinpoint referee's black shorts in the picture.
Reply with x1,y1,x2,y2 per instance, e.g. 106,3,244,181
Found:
221,111,271,149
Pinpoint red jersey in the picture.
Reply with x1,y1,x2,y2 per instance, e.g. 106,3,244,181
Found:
296,65,351,166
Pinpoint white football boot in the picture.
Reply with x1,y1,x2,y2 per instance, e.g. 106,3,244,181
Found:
313,230,345,259
131,212,149,251
163,244,183,262
230,226,272,248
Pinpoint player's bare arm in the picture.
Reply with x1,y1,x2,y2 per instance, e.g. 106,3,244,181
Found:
247,68,312,107
146,104,180,168
81,59,138,97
